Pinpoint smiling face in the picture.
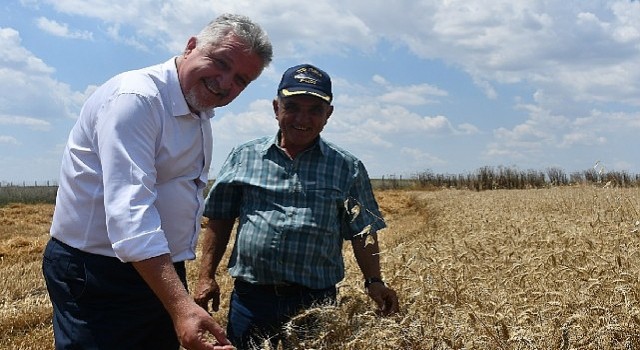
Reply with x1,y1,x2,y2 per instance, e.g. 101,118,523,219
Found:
273,95,334,158
177,34,264,113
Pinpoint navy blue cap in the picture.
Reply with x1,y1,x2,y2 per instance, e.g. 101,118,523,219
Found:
277,64,332,103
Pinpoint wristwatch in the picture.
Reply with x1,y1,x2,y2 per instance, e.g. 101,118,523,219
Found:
364,277,385,289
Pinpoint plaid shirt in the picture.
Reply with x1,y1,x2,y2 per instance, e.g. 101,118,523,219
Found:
203,134,386,289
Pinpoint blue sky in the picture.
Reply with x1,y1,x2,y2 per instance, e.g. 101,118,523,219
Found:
1,0,639,183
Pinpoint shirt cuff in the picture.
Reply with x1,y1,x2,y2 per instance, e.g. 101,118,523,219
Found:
112,230,170,262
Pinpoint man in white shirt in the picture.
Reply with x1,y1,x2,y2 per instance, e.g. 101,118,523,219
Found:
42,13,272,350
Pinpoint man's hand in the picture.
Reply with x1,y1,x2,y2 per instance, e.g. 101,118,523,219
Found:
366,282,400,316
131,255,234,349
174,299,235,350
195,218,235,313
194,275,222,312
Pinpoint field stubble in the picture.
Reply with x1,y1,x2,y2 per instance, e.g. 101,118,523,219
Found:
1,187,640,349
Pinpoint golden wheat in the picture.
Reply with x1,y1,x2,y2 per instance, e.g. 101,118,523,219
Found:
2,187,640,349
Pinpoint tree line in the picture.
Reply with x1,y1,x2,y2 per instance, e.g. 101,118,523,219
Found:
374,166,640,191
2,166,639,206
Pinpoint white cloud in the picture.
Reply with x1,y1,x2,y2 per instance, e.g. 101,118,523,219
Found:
0,67,88,121
0,114,51,131
24,1,640,108
0,28,88,124
369,109,449,133
472,77,498,100
0,27,54,74
36,17,93,40
485,98,640,170
332,74,460,136
400,147,446,167
212,99,277,143
378,82,448,106
0,135,19,145
5,0,640,178
485,143,525,159
31,0,377,55
457,123,480,135
560,132,607,148
105,23,149,51
354,1,640,107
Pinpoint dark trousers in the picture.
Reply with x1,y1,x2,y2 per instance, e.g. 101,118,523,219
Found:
227,279,337,350
42,237,186,350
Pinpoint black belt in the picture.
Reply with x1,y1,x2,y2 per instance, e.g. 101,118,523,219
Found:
234,279,330,297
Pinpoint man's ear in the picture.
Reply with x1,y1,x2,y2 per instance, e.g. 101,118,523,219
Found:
272,99,279,116
183,37,197,56
326,105,334,119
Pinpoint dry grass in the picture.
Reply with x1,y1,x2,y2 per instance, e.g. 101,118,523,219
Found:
0,203,54,349
2,187,640,349
273,187,640,349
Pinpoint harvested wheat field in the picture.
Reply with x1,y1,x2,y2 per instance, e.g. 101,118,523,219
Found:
1,187,640,349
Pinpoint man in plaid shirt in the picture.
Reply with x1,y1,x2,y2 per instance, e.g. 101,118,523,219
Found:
195,64,399,349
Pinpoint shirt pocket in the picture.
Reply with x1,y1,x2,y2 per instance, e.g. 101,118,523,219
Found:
304,186,344,231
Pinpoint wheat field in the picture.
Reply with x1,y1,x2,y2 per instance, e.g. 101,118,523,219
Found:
1,186,640,349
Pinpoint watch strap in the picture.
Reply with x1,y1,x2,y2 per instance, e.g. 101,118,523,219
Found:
364,277,385,289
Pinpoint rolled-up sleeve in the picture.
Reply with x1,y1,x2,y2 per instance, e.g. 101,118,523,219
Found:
96,92,170,262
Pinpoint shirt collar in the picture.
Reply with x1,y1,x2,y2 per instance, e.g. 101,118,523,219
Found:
261,132,327,156
165,57,215,120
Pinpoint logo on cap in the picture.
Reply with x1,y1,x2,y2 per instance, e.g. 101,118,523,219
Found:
278,64,332,103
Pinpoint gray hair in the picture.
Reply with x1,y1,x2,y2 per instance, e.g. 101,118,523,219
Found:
195,13,273,68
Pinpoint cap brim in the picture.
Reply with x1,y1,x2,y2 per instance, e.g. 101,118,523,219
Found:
279,88,331,103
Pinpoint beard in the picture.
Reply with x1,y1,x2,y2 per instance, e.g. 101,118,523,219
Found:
184,89,215,114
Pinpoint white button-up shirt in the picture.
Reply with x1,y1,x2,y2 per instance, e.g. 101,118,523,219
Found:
50,58,213,263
